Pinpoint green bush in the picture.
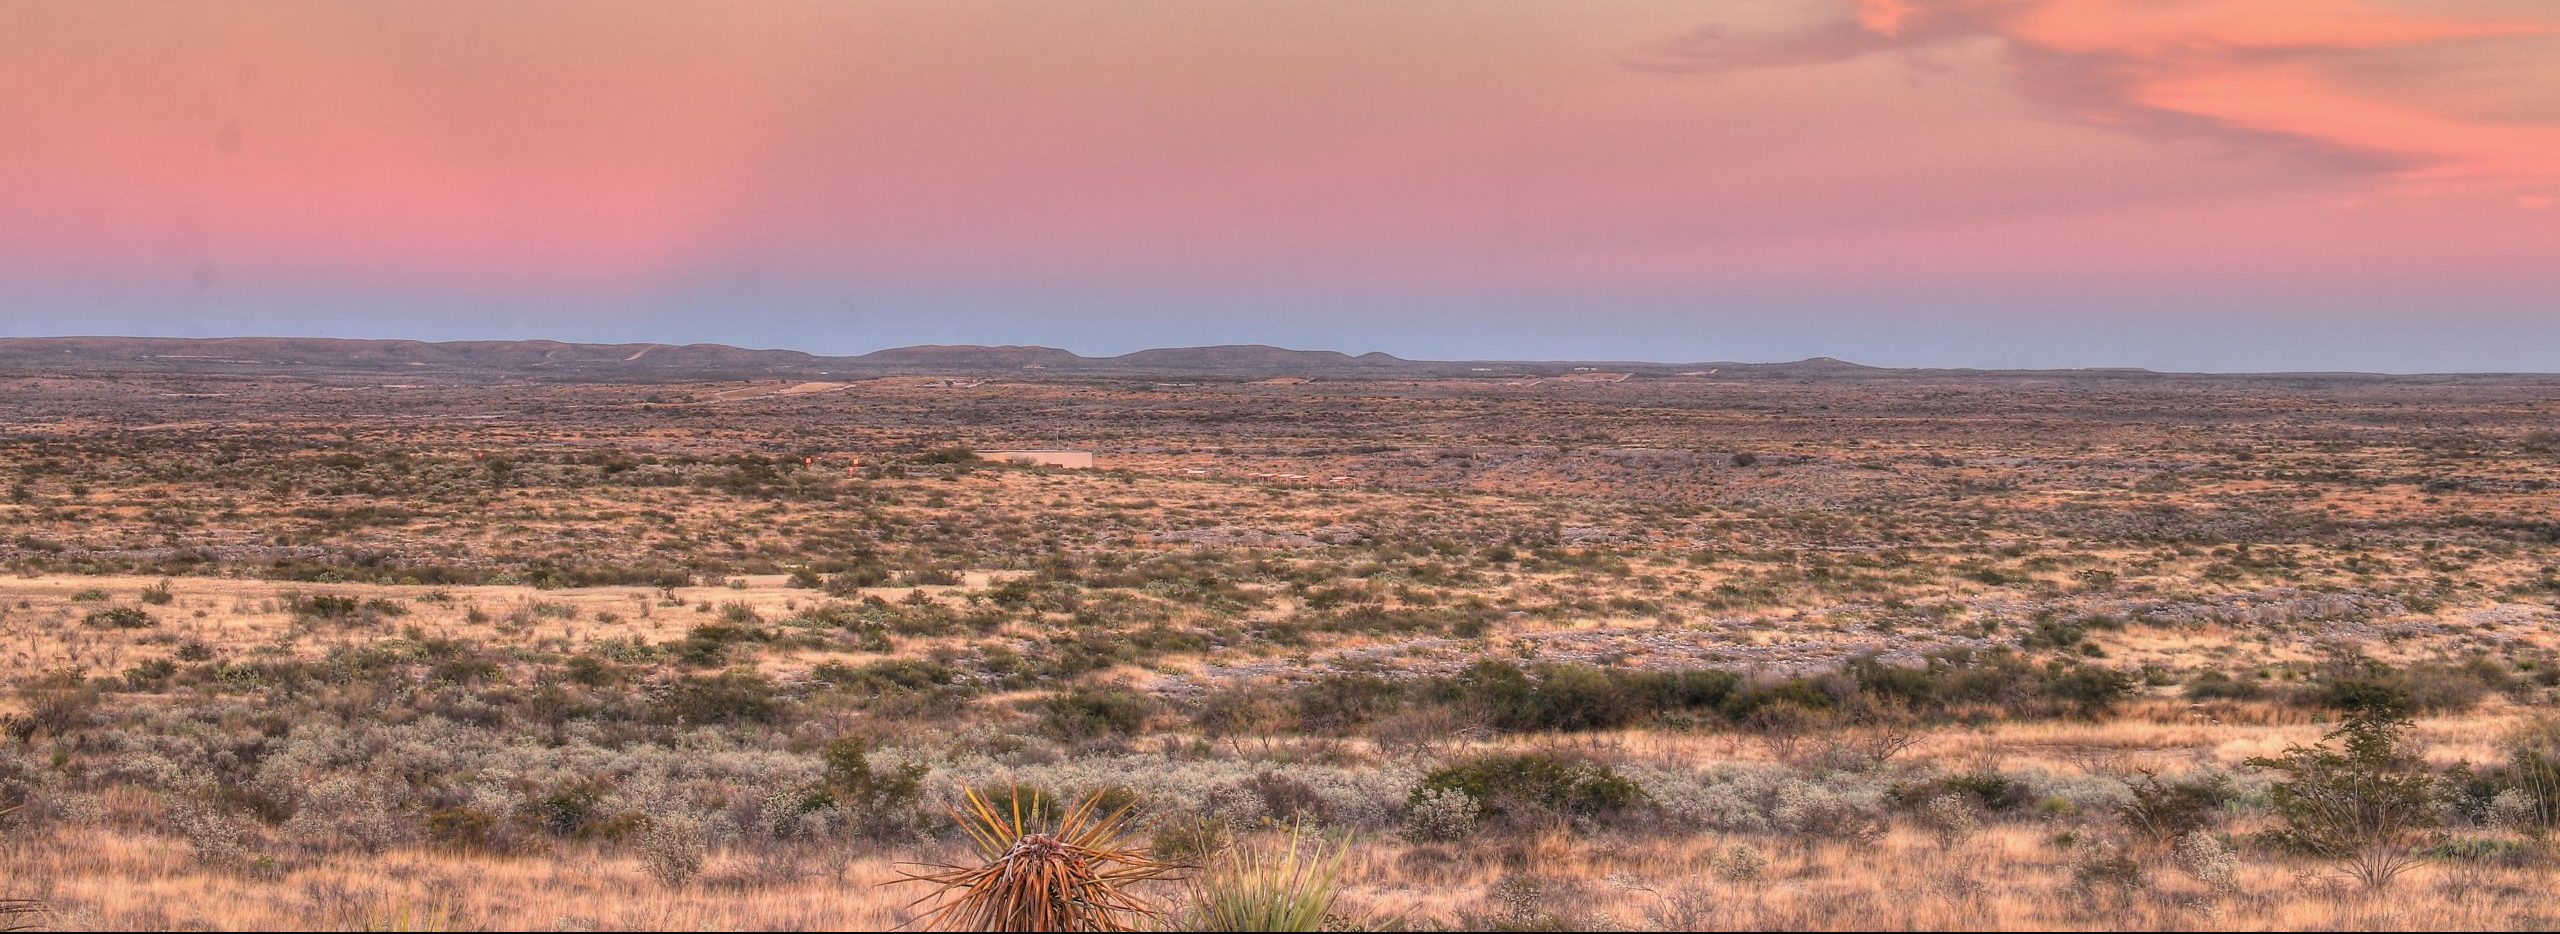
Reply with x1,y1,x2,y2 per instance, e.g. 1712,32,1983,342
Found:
527,783,607,838
83,606,156,629
802,736,928,839
2184,670,2268,701
1895,770,2033,814
1289,674,1402,734
1041,688,1153,739
2119,770,2234,839
427,805,502,850
1720,677,1839,720
2309,655,2505,715
2247,709,2442,890
2043,663,2137,715
284,592,362,620
2466,715,2560,830
650,670,784,725
1414,753,1644,824
1428,661,1742,733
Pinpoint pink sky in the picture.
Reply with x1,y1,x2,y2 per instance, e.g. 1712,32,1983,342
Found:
2,1,2554,369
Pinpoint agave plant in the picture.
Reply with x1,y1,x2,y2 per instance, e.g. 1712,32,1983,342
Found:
893,787,1180,932
1179,823,1353,933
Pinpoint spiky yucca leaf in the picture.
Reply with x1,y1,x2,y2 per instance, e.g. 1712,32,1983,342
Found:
1180,823,1352,933
893,786,1180,932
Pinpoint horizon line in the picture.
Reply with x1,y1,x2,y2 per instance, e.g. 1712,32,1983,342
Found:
8,332,2560,379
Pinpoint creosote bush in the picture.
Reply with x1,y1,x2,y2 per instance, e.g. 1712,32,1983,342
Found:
1415,752,1644,828
2248,704,2444,891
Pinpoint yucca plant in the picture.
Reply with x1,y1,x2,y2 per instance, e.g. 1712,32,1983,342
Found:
1179,823,1352,933
894,787,1180,932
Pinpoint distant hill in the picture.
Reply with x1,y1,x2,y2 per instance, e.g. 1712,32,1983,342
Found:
0,335,2535,382
0,336,1532,379
852,344,1086,370
0,336,1432,379
0,336,822,374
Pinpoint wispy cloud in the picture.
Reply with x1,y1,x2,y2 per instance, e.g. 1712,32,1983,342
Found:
1632,0,2560,189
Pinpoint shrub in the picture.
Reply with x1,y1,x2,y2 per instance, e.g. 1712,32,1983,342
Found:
1415,662,1744,735
168,799,258,869
674,622,768,667
811,736,928,840
1895,770,2032,814
2120,770,2234,840
2474,715,2560,832
1506,663,1632,732
1721,677,1836,720
638,814,708,888
1241,771,1331,824
1942,770,2035,812
2070,837,2148,895
1150,817,1233,866
2184,670,2267,701
2173,831,2241,896
82,606,156,629
1414,753,1644,826
2308,656,2504,715
1041,688,1153,740
426,806,501,851
1714,844,1769,884
1766,777,1888,840
1288,674,1402,735
1402,787,1480,843
2043,663,2137,715
901,568,964,587
2247,709,2442,891
284,592,362,621
651,670,783,725
2312,676,2411,715
1919,794,1981,844
530,783,607,838
123,658,178,691
4,669,101,742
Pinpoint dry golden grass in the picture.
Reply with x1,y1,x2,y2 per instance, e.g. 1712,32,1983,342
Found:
9,821,2557,931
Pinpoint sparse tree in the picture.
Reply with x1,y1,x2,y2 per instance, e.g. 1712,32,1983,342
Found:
2247,705,2442,891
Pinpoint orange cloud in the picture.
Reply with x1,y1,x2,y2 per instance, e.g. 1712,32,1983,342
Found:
1855,0,1917,36
1639,0,2560,190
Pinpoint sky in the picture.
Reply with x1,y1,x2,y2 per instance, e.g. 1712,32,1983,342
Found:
2,1,2555,372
